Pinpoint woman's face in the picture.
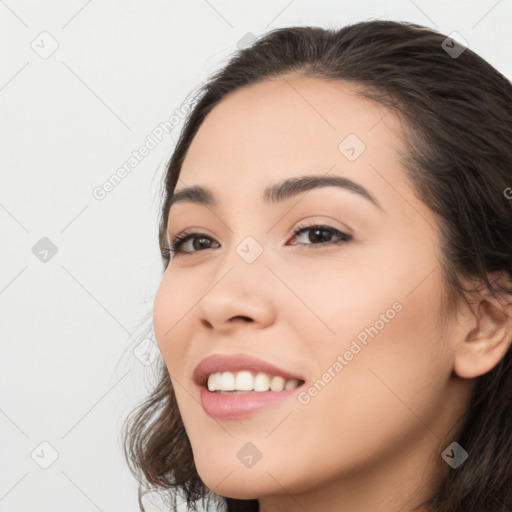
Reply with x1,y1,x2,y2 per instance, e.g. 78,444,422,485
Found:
153,76,473,511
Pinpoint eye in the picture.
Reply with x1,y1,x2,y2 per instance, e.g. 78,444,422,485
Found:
168,231,220,257
289,223,352,247
167,223,352,258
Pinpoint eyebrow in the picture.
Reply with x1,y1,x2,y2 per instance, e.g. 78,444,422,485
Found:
168,174,383,213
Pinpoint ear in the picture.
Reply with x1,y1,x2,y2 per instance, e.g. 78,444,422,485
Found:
453,274,512,379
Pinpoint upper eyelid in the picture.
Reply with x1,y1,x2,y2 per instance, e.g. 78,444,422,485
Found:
168,214,353,239
168,223,346,242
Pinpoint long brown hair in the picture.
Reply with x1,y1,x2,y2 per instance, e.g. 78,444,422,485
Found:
122,20,512,512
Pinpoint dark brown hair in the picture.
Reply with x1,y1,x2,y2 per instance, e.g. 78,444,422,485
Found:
122,19,512,512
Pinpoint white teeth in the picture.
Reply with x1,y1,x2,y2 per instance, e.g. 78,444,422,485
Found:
235,370,254,391
220,371,235,390
253,372,270,392
269,376,285,392
206,371,302,392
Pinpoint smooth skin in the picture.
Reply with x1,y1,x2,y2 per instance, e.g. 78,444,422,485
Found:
153,74,512,512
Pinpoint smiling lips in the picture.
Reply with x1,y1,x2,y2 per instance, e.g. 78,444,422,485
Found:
193,353,306,419
193,352,305,388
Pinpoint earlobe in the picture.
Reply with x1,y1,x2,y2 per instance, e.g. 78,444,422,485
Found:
453,299,512,379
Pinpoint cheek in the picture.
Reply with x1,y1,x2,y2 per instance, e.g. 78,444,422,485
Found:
153,271,195,370
303,276,446,438
264,307,448,492
288,262,448,440
294,239,444,373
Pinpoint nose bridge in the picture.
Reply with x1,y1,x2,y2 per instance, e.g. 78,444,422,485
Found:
215,232,269,292
194,232,276,328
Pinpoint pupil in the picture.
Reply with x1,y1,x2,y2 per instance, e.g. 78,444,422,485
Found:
196,238,209,249
311,228,329,243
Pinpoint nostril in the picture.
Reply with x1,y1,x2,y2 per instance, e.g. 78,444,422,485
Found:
231,316,253,322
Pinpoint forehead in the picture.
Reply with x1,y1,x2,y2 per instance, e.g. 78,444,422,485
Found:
177,75,413,212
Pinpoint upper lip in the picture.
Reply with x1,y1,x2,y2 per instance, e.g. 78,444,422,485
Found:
193,353,306,387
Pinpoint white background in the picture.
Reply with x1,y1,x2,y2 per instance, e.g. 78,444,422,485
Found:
1,1,511,511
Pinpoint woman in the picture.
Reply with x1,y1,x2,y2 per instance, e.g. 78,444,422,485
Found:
122,20,512,512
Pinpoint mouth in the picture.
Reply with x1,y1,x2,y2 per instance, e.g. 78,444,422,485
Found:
193,352,306,389
193,353,306,419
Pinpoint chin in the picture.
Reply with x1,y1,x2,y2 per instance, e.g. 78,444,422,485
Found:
195,460,276,500
201,473,262,500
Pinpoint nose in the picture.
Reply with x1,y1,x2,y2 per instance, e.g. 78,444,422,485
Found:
194,252,278,335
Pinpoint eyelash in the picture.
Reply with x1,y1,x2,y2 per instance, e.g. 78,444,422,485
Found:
166,223,352,258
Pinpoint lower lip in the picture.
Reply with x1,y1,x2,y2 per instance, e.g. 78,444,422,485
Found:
199,385,303,419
